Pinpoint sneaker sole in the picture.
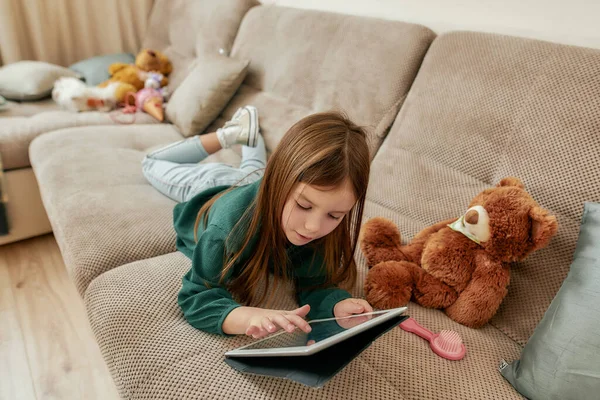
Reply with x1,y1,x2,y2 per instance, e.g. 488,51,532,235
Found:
244,106,259,147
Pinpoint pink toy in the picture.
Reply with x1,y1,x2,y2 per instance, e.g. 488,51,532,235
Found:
399,317,466,361
135,88,164,121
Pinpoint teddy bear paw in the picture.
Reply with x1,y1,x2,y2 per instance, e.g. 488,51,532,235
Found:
364,261,414,309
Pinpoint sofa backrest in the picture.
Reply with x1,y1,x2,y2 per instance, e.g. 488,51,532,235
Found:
368,31,600,344
228,5,436,156
141,0,258,93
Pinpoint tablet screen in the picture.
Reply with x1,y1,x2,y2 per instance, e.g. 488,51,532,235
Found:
240,311,391,350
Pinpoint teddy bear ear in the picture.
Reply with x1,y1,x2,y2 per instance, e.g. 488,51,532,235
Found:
497,177,525,189
529,206,558,251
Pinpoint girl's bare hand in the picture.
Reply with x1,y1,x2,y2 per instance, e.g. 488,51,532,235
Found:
245,304,312,339
333,298,373,318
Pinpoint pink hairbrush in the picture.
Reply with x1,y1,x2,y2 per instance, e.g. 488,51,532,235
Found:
399,317,466,361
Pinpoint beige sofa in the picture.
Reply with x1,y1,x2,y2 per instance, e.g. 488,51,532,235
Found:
0,77,160,246
19,1,600,399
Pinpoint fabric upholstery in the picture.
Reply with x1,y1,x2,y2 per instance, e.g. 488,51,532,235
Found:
367,31,600,344
85,251,523,400
0,98,60,118
141,0,259,94
0,61,80,100
1,111,160,170
29,124,184,295
69,53,136,86
500,202,600,399
166,56,249,137
231,5,436,156
0,168,52,245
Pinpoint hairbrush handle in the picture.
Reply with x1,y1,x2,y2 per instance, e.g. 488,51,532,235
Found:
399,317,434,341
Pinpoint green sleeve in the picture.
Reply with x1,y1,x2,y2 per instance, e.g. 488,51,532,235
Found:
295,251,352,321
177,224,241,336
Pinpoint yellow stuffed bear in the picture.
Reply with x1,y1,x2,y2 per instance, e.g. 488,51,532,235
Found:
98,49,172,103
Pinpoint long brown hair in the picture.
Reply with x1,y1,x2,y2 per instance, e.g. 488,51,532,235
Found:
194,111,371,306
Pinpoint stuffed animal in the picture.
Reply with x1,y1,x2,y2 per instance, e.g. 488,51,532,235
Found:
359,177,558,328
52,77,124,112
98,49,172,102
135,87,165,121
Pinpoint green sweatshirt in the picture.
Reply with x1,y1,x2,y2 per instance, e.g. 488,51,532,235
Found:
174,179,352,336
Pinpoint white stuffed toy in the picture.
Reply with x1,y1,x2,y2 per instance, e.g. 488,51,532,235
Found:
52,77,119,112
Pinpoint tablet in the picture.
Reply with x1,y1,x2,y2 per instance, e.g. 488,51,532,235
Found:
225,306,407,357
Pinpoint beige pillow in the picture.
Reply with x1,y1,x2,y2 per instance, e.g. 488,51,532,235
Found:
0,61,81,101
166,56,249,137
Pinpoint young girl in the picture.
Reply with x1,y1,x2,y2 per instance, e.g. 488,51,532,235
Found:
149,108,373,338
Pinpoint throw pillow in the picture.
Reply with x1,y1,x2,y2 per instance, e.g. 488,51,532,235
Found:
166,55,249,137
500,202,600,399
0,61,81,101
69,53,135,86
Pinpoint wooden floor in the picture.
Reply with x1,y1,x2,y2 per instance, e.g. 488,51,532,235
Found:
0,234,120,400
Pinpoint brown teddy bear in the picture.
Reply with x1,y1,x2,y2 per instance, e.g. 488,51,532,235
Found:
98,49,172,103
360,177,558,328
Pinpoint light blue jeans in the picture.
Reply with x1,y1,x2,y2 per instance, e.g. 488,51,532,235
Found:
141,135,266,203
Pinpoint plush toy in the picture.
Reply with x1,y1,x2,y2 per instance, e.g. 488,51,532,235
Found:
98,49,172,103
52,77,122,112
135,87,165,121
359,177,558,328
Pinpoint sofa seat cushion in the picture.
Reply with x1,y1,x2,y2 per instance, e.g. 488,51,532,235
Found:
369,31,600,344
230,5,436,156
29,124,183,295
1,110,160,170
0,98,60,117
85,251,523,400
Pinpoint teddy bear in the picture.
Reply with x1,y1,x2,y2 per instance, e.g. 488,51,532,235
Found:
359,177,558,328
97,49,172,103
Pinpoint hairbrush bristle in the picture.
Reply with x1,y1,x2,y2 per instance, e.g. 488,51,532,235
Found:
437,330,463,354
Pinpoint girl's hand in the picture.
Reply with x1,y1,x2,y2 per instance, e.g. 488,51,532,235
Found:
245,304,312,339
333,298,373,318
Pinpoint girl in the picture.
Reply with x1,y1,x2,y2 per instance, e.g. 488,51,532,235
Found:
147,107,373,338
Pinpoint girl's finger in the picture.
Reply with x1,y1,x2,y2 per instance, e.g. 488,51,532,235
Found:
254,328,268,339
272,314,295,333
245,325,258,336
361,300,374,313
292,304,310,317
285,314,312,333
261,317,277,334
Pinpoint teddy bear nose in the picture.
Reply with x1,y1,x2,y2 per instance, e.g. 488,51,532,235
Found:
147,50,156,57
465,209,479,224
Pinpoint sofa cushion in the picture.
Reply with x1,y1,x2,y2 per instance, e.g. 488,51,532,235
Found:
230,6,435,156
0,98,60,117
1,111,160,170
500,202,600,399
69,53,136,86
141,0,259,94
368,31,600,344
0,61,81,101
166,55,249,137
29,124,184,295
85,251,523,400
205,84,315,157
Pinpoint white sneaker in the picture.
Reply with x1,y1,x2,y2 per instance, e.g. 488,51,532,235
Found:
216,106,259,148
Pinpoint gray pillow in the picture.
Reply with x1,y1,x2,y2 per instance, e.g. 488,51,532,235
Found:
500,202,600,399
0,61,81,101
166,55,249,137
69,53,135,86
